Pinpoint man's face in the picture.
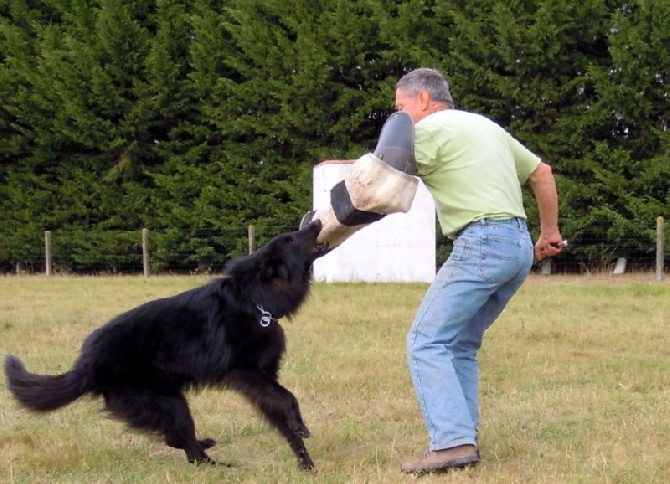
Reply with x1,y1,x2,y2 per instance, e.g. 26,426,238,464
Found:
395,88,427,123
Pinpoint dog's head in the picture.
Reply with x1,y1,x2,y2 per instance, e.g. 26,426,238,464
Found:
224,220,323,318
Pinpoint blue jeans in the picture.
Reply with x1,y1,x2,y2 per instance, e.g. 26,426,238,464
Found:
407,218,534,451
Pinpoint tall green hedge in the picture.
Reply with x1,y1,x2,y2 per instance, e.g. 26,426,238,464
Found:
1,0,668,272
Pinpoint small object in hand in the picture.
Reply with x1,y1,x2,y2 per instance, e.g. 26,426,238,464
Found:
551,240,568,248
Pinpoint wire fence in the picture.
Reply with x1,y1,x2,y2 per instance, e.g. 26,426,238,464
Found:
2,218,667,278
2,225,291,276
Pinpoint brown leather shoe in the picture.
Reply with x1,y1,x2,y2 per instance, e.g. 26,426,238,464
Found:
401,444,480,474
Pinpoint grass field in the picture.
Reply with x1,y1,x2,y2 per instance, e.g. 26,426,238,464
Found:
1,274,669,483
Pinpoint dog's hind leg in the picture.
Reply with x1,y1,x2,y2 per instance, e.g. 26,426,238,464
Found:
226,370,314,469
103,389,215,464
162,395,217,464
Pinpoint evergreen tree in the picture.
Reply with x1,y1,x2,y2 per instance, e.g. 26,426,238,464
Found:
560,0,670,266
1,0,667,272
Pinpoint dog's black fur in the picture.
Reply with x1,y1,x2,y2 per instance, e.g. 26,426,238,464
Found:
4,221,323,469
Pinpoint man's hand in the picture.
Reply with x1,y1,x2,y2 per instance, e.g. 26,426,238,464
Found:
535,233,564,260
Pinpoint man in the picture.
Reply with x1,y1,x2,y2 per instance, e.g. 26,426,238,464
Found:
394,67,563,474
311,67,562,474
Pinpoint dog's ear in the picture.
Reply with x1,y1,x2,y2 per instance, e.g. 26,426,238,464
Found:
260,258,290,283
259,262,273,282
276,263,290,281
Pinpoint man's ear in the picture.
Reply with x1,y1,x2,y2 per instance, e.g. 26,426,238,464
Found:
419,90,430,110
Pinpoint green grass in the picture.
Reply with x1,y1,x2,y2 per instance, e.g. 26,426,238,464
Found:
1,275,669,483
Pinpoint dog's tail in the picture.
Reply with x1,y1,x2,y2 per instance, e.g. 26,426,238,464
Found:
4,354,88,412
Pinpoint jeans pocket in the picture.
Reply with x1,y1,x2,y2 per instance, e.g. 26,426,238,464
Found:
435,236,472,289
450,236,470,262
477,234,523,284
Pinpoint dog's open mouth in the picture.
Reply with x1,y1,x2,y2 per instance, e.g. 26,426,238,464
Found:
302,219,332,259
313,242,331,258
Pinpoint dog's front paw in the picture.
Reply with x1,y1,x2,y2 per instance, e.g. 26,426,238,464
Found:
188,454,217,465
198,438,216,449
299,450,315,470
291,423,311,438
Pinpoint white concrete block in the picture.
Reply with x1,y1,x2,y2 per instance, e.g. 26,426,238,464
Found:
312,163,436,283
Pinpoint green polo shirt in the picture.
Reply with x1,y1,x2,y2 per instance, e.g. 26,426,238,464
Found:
414,109,541,238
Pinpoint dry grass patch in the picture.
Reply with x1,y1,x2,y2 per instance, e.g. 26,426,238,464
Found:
1,274,669,482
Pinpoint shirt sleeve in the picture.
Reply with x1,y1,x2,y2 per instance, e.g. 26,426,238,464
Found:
414,122,442,177
508,134,542,183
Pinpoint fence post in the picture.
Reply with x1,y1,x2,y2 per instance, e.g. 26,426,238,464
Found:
45,231,52,276
142,228,150,278
248,225,256,254
657,216,665,282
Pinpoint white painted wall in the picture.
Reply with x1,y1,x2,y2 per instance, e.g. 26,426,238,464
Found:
312,163,436,283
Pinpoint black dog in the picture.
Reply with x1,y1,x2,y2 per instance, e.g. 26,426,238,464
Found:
4,221,323,469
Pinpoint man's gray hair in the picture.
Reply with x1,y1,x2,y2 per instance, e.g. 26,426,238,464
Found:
396,68,455,108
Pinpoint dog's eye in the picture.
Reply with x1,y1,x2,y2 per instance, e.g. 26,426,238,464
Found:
286,236,296,245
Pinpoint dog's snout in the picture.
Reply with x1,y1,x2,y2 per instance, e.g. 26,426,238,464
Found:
309,219,322,235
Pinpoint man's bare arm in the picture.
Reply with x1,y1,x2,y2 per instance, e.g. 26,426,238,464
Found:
528,162,563,260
